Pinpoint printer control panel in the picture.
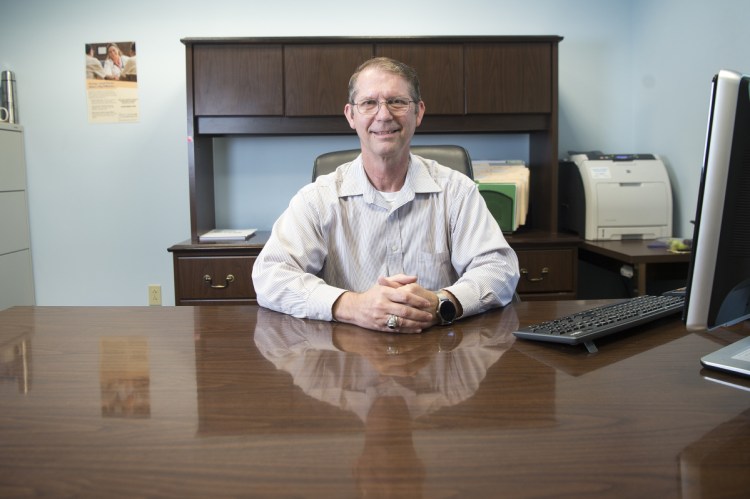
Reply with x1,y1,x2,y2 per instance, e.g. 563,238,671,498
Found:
569,151,657,162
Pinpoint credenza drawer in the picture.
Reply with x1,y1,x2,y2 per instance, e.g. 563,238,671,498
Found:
515,248,576,298
176,255,256,302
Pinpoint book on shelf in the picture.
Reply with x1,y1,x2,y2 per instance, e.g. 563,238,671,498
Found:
198,229,257,242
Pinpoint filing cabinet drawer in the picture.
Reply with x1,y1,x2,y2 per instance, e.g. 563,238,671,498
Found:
0,191,30,255
515,248,577,299
176,255,256,303
0,249,35,309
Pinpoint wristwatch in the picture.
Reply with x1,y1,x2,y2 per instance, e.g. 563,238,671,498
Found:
435,290,457,325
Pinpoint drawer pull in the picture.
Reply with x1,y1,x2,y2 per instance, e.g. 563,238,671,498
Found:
203,274,235,289
521,267,549,282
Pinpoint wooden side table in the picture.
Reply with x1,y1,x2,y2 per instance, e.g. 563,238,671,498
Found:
579,239,691,296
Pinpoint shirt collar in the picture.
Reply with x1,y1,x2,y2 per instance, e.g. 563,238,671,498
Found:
339,153,443,203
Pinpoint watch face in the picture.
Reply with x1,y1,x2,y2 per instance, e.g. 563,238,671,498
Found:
439,299,457,322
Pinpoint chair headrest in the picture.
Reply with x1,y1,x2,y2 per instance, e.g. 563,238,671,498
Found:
312,145,473,181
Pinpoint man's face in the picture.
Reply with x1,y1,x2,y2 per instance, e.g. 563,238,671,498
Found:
344,68,425,160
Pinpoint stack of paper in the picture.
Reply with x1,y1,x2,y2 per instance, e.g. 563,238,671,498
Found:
472,160,530,232
199,229,257,242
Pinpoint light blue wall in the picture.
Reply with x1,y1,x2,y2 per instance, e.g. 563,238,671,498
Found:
0,0,747,305
631,0,750,237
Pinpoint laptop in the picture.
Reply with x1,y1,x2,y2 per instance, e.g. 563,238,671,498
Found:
700,336,750,378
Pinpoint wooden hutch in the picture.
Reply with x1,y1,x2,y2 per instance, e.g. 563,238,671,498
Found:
168,36,578,304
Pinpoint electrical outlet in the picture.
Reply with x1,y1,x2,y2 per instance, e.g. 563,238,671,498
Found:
148,285,162,306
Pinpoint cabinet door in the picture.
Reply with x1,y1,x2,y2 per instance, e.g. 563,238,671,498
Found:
193,44,283,116
376,44,464,115
285,44,373,116
465,43,551,114
516,248,576,296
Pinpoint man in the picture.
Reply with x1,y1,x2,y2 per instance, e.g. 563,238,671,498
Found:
252,57,519,333
85,44,105,79
122,42,137,81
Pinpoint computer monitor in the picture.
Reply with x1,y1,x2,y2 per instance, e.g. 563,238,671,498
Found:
683,69,750,331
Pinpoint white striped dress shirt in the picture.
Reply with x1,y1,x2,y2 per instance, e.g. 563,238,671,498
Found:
252,154,520,321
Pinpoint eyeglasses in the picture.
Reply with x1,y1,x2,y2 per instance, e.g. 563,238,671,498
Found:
352,97,415,116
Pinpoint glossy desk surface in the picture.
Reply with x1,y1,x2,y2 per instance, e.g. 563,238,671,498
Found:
1,304,748,498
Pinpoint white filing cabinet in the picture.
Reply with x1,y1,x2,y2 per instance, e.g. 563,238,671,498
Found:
0,123,35,309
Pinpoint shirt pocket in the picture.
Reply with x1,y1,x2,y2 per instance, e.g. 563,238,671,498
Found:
418,251,454,290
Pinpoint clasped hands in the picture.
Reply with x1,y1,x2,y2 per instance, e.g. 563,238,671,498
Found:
332,274,438,333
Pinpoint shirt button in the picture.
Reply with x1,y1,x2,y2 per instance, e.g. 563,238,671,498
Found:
391,245,399,252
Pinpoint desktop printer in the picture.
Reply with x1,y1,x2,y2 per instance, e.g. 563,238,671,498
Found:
559,152,673,241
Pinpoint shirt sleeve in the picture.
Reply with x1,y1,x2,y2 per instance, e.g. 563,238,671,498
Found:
252,184,346,321
442,176,520,318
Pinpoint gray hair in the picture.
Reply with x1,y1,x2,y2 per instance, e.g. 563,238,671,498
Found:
348,57,422,106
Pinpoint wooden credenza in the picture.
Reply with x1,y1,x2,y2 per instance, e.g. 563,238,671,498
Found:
170,36,578,304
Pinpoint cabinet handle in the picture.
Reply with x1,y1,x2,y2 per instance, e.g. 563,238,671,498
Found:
521,267,549,282
203,274,235,289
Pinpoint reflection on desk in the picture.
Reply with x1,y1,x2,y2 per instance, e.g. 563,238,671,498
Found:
253,306,519,420
100,336,150,417
679,408,750,496
0,304,748,498
0,332,31,394
250,307,526,497
196,305,555,437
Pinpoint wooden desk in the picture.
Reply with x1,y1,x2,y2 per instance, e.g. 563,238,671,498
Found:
1,304,748,498
580,239,692,296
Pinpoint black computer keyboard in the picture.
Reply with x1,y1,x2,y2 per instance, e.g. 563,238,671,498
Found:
513,294,685,353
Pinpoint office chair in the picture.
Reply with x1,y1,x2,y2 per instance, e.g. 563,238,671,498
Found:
312,144,474,181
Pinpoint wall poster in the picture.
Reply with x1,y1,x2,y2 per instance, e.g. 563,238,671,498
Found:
85,41,138,124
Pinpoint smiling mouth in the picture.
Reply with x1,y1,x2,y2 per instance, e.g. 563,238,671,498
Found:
372,129,399,136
